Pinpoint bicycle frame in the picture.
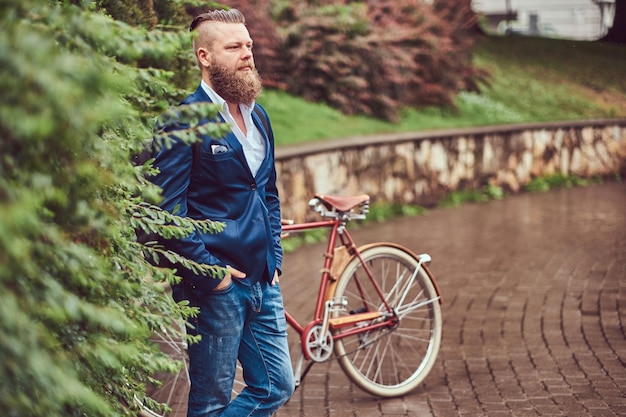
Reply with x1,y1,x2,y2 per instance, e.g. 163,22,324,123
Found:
281,219,337,337
277,194,443,392
283,219,392,324
281,218,396,365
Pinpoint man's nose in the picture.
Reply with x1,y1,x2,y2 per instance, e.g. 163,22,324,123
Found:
241,46,253,59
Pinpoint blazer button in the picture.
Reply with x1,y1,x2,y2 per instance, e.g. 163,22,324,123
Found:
250,183,257,190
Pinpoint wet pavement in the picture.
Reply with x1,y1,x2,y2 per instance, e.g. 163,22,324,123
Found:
274,181,626,417
159,181,625,417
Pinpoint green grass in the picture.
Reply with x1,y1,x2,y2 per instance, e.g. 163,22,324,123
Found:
438,184,505,208
258,35,626,146
525,174,605,193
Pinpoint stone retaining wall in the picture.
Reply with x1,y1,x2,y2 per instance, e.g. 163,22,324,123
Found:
275,119,626,222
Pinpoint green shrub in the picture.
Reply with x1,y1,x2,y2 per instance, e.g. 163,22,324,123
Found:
271,0,487,122
218,0,487,122
0,1,225,416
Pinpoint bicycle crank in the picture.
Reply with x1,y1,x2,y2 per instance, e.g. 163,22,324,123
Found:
303,324,334,362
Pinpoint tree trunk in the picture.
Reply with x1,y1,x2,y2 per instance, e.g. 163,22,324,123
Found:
600,0,626,44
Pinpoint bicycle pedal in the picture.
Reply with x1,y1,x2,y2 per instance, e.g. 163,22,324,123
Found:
349,307,367,315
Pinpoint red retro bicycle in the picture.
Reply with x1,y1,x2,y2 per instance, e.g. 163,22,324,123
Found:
139,194,443,415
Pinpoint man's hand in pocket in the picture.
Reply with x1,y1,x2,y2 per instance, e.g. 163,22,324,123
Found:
213,265,246,291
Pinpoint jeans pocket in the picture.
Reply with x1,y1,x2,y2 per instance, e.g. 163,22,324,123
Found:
211,279,234,294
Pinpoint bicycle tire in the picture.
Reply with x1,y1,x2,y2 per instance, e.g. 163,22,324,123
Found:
137,327,247,417
332,244,442,397
137,321,190,417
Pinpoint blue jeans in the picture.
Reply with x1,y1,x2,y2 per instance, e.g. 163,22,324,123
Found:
186,280,295,417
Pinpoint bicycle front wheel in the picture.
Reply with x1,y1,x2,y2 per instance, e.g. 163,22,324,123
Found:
332,245,442,397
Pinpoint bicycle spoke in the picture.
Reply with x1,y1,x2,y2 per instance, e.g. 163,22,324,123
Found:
333,245,442,397
395,296,440,318
141,323,190,417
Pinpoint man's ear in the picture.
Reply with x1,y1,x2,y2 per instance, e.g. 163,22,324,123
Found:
197,47,211,68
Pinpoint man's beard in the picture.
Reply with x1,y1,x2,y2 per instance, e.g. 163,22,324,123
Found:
209,61,262,105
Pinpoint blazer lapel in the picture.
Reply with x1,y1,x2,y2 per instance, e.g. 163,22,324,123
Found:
189,85,253,178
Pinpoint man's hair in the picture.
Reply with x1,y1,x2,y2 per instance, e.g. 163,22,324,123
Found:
190,9,247,68
189,9,246,32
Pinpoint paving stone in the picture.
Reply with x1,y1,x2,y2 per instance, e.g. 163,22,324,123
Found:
276,182,626,416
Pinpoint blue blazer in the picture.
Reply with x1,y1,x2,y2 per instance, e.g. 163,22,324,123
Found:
151,85,283,294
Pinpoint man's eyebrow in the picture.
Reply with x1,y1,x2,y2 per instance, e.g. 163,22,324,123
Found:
225,40,253,47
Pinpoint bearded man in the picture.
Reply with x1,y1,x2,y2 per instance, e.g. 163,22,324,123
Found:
150,9,294,417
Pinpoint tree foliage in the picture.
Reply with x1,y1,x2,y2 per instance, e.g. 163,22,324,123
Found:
110,0,488,122
94,0,198,28
220,0,488,122
0,1,226,416
600,0,626,44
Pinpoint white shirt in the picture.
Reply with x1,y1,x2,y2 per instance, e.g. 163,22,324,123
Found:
201,80,266,177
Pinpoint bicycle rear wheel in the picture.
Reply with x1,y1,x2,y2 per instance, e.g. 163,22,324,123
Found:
137,327,247,417
332,245,442,397
137,321,190,417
